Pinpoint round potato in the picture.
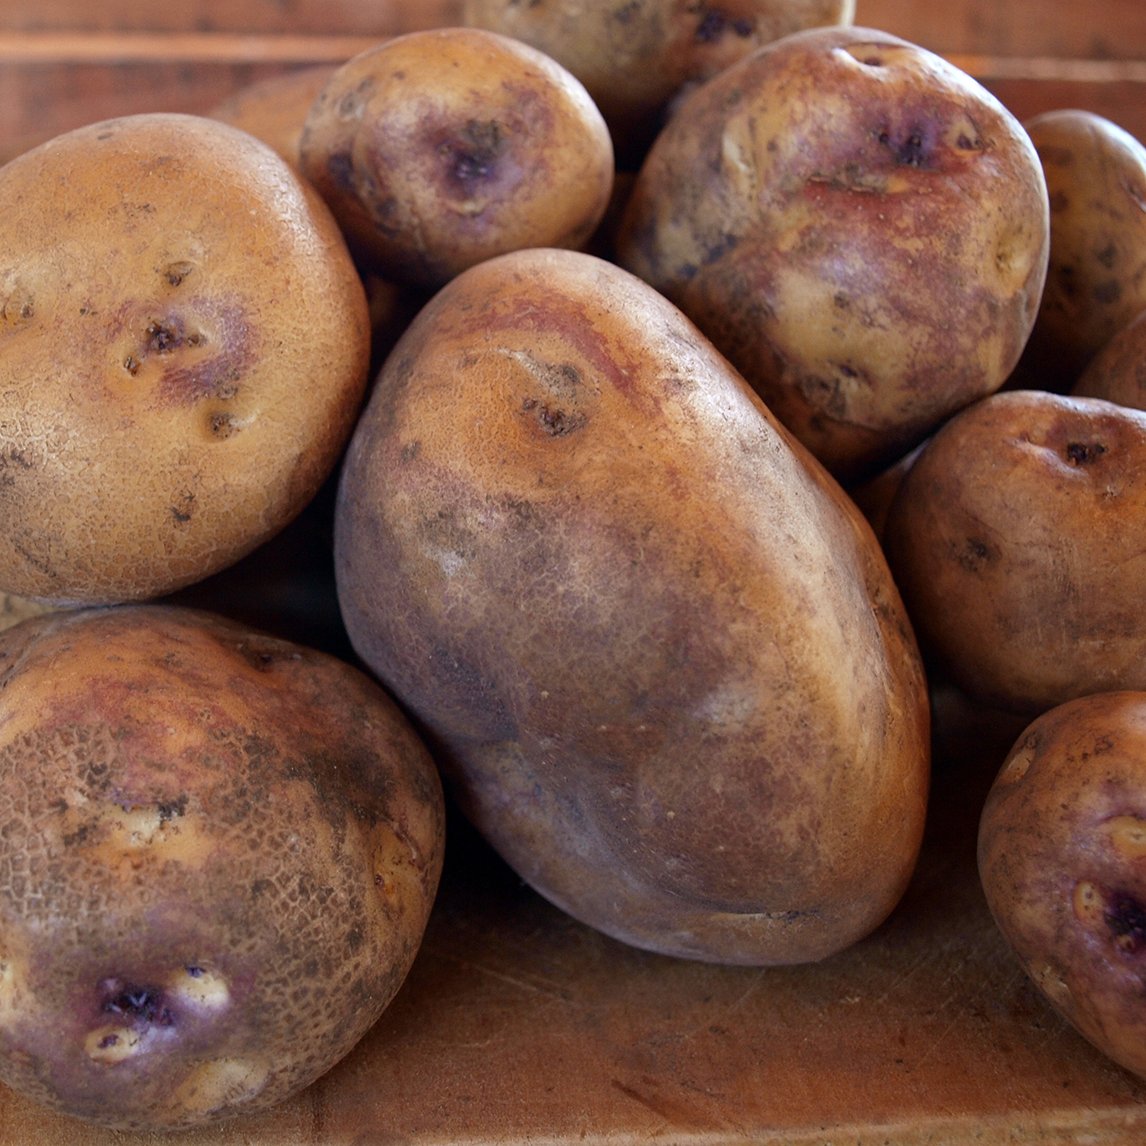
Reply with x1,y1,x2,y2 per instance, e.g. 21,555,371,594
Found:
299,27,615,289
0,604,445,1130
1071,308,1146,410
461,0,855,166
335,246,930,967
0,112,371,606
882,389,1146,715
978,691,1146,1082
615,25,1049,483
1014,110,1146,392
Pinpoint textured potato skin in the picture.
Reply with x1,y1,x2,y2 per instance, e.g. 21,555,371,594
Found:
0,605,445,1131
298,28,614,289
978,691,1146,1081
615,25,1049,483
0,113,370,606
883,389,1146,715
1015,110,1146,392
461,0,855,165
335,246,929,966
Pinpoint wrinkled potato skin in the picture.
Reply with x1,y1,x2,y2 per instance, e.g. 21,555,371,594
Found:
208,64,339,169
461,0,855,166
978,691,1146,1081
299,28,614,289
0,113,370,606
1014,111,1146,393
0,605,445,1131
1071,309,1146,410
883,390,1146,715
335,247,929,966
616,26,1049,484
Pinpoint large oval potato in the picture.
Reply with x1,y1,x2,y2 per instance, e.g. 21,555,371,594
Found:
1013,110,1146,392
461,0,855,166
615,25,1049,484
0,604,445,1131
335,246,930,966
0,112,371,606
883,389,1146,715
299,27,614,289
979,691,1146,1082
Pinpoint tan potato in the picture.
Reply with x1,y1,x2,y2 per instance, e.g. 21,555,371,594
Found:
1013,110,1146,392
0,604,445,1131
1071,308,1146,410
207,64,339,169
0,112,370,606
615,25,1049,484
978,691,1146,1082
882,389,1146,715
334,246,930,967
461,0,855,166
298,27,615,289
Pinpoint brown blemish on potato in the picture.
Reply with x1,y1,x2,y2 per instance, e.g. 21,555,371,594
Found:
694,8,754,43
1064,439,1108,465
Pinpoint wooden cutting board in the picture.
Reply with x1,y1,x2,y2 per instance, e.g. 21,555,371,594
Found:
2,687,1145,1144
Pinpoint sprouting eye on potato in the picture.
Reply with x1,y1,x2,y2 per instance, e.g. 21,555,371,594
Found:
298,26,615,290
979,691,1146,1083
0,605,445,1131
615,24,1050,484
0,112,371,607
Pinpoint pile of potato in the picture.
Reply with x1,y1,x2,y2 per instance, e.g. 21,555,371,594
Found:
0,0,1144,1130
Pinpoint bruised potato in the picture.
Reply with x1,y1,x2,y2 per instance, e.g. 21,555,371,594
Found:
0,605,445,1131
0,113,371,606
461,0,855,166
335,246,930,966
1014,110,1146,392
979,691,1146,1082
616,25,1049,483
883,389,1146,715
299,27,614,289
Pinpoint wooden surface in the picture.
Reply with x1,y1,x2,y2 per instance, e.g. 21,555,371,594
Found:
2,689,1146,1143
1,1,1145,1141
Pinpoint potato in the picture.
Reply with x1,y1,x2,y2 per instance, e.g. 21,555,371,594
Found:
1013,110,1146,392
0,112,371,606
0,604,445,1131
882,389,1146,715
208,64,339,169
334,246,930,966
461,0,855,167
615,25,1050,484
298,28,615,289
1071,308,1146,410
978,691,1146,1082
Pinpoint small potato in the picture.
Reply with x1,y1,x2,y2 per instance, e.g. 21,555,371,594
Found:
208,64,339,169
979,691,1146,1082
1072,308,1146,411
462,0,855,166
299,27,615,289
615,25,1049,483
1014,110,1146,392
0,604,445,1130
883,389,1146,715
0,113,371,606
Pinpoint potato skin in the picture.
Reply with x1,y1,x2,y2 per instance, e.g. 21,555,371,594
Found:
298,28,614,289
335,246,929,966
883,389,1146,715
978,691,1146,1081
1014,110,1146,393
461,0,855,166
615,25,1049,483
0,605,445,1131
1072,308,1146,411
0,113,371,606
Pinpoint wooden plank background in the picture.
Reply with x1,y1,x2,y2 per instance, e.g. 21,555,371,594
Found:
0,0,1141,162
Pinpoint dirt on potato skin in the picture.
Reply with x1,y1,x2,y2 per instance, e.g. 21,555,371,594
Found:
0,605,445,1132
